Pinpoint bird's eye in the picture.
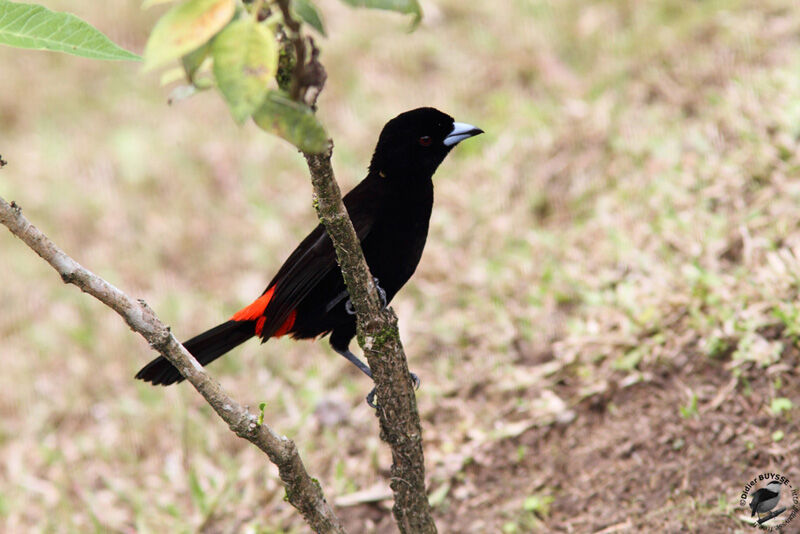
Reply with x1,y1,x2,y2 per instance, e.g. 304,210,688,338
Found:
418,136,432,147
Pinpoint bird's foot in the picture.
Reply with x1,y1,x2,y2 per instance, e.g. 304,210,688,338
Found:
366,387,378,409
346,277,387,315
364,371,420,409
411,372,421,390
374,277,388,308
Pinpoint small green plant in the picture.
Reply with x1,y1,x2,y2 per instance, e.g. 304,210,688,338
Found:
704,334,732,359
717,494,728,513
770,397,792,417
680,393,699,419
523,493,554,519
502,493,554,533
772,302,800,343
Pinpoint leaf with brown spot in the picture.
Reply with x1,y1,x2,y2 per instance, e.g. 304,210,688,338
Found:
212,18,277,123
143,0,234,72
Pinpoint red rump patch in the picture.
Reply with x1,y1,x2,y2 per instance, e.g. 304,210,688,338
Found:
273,309,296,337
232,286,296,338
255,316,267,336
231,287,275,322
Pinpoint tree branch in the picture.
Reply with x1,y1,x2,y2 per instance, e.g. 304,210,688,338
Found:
279,4,437,528
0,195,346,534
757,507,787,525
305,150,437,533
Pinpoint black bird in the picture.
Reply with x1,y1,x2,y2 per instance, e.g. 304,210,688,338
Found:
136,107,483,403
750,480,782,519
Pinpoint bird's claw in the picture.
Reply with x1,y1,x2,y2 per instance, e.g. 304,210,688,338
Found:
366,387,377,409
374,277,387,309
411,372,421,390
364,372,420,409
346,277,387,315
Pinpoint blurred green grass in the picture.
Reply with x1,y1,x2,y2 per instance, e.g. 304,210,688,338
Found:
3,0,800,531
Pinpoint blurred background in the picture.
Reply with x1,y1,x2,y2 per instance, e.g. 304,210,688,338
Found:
3,0,800,531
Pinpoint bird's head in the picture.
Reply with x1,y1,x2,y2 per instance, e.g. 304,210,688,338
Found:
369,107,483,179
766,480,783,493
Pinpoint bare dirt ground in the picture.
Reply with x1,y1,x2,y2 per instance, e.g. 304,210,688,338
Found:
335,333,800,533
443,344,800,532
3,1,800,532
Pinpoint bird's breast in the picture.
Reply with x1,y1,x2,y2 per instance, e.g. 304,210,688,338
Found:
362,187,433,299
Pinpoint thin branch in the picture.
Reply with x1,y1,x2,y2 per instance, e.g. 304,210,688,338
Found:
279,5,438,530
756,507,787,525
0,195,347,534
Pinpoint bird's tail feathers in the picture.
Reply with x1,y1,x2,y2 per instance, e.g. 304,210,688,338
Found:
135,320,255,385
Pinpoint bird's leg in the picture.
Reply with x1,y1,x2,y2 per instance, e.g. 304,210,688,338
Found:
345,277,387,315
332,346,372,379
331,345,380,407
331,345,420,408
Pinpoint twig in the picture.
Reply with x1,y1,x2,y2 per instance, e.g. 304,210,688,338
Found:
0,196,346,534
757,506,787,525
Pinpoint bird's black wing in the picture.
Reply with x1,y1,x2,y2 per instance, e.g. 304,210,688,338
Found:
750,490,764,516
256,174,385,338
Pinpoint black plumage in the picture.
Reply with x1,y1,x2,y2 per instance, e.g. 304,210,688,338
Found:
136,107,483,389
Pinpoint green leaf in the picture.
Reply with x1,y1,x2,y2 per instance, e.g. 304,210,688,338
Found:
338,0,422,27
253,90,328,153
160,66,185,85
181,41,210,82
143,0,235,72
257,402,266,426
0,1,140,61
294,0,326,36
212,18,277,123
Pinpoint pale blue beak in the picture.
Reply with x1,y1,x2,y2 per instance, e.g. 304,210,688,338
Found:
444,122,484,146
